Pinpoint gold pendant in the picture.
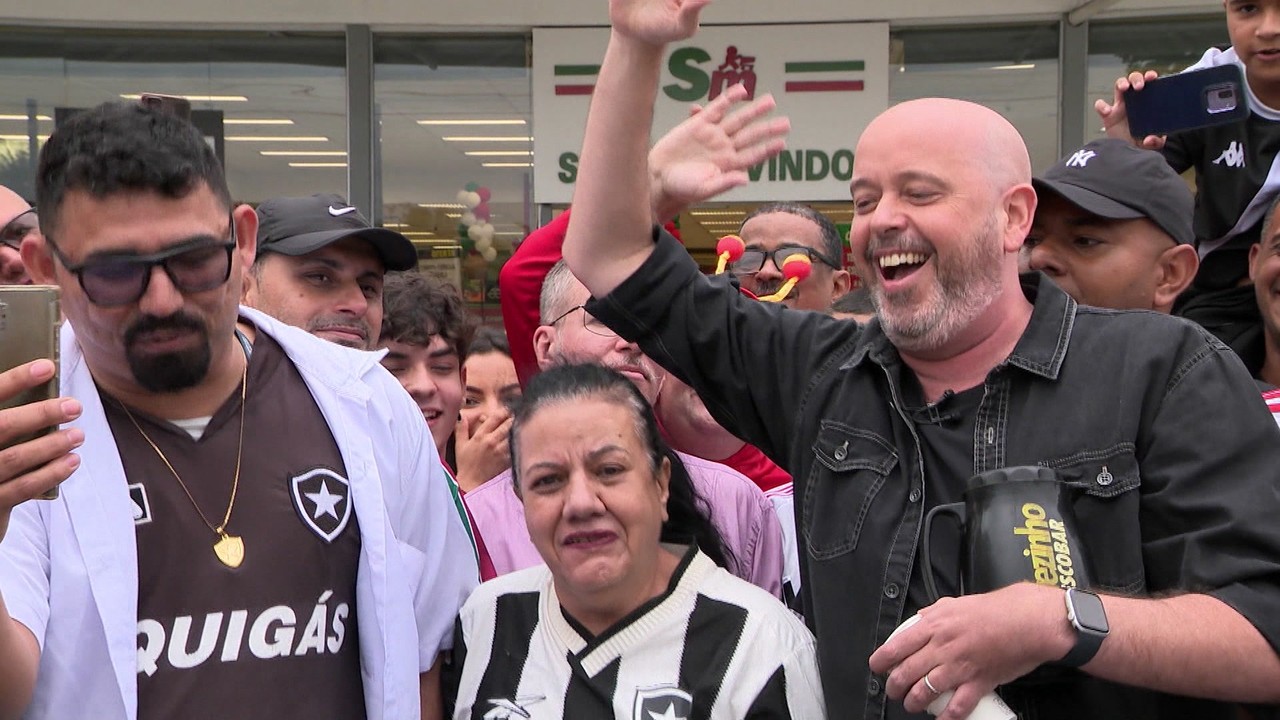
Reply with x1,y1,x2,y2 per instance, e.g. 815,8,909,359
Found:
213,532,244,568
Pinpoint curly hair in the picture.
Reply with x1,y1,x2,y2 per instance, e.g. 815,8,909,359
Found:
36,101,232,236
380,271,475,361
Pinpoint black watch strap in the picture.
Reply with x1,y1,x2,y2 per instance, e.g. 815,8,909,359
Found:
1059,588,1108,668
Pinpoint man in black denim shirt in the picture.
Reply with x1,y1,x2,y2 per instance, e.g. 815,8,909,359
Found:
558,1,1280,719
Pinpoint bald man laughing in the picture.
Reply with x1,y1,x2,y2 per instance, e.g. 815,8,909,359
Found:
556,0,1280,718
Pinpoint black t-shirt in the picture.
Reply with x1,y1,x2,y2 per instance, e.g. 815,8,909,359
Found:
900,378,985,616
105,329,366,720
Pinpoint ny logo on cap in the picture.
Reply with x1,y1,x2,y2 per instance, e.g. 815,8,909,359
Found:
1064,149,1097,169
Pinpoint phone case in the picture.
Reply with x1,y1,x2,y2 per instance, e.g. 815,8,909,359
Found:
1124,64,1250,138
0,285,61,498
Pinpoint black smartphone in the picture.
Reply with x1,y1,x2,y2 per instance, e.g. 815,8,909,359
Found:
0,286,62,499
138,93,193,122
1124,64,1249,138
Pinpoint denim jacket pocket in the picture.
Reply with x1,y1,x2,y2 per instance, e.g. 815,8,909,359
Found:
802,422,898,560
1042,443,1145,594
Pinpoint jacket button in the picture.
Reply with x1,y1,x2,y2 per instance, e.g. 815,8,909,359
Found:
834,440,849,461
909,488,921,503
884,583,900,599
1096,465,1114,486
868,678,882,695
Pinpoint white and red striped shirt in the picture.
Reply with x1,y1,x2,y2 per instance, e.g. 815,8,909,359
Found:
1265,388,1280,430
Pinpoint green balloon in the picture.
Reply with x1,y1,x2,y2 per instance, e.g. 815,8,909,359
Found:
464,182,480,192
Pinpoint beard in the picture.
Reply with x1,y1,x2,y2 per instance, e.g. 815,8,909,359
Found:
124,312,212,393
867,214,1005,354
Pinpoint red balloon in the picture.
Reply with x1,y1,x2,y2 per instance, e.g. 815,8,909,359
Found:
474,203,491,222
477,186,492,202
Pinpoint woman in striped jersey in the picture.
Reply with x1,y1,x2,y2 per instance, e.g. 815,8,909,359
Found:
445,364,824,719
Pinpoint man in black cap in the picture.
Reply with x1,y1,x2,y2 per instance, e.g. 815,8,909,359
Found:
243,194,418,350
1022,138,1200,314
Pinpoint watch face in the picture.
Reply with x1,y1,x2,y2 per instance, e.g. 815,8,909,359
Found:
1069,589,1109,634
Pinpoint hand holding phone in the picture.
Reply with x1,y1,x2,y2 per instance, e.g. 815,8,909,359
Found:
1122,64,1249,139
0,360,83,541
0,286,76,506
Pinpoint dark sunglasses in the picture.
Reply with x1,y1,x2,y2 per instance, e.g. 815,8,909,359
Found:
730,245,841,275
45,220,237,307
0,208,38,251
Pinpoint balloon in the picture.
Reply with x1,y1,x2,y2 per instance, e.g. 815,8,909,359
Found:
467,224,483,241
475,236,493,252
461,211,477,226
456,223,469,237
455,189,470,204
477,186,492,202
474,204,490,223
464,181,480,192
464,191,481,209
481,246,497,262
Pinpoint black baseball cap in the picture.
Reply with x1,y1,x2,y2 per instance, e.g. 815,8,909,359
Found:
255,194,418,271
1033,138,1194,245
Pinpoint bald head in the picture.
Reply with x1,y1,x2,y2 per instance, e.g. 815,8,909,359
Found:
859,99,1031,196
0,185,30,225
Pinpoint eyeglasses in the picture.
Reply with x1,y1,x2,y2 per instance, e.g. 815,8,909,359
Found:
548,304,618,338
45,219,237,307
0,208,38,251
730,245,841,275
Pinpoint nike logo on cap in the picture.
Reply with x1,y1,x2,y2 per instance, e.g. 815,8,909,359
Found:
328,205,358,216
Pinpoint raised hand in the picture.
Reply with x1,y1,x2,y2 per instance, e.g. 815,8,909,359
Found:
0,360,83,541
1095,70,1166,150
649,83,791,221
609,0,713,47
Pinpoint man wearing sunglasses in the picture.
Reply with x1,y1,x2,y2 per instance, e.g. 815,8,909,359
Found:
0,185,35,285
0,101,476,720
729,201,851,312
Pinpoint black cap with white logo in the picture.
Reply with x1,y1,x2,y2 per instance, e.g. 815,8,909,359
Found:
1033,138,1194,246
255,193,418,271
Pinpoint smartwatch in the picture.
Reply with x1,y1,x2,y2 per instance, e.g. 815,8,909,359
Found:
1059,587,1109,668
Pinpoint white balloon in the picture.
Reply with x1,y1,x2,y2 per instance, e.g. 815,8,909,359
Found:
481,246,497,262
467,224,483,241
464,191,482,209
475,236,493,252
461,211,477,226
455,189,469,204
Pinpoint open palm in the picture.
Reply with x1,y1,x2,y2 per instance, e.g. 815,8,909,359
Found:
610,0,712,45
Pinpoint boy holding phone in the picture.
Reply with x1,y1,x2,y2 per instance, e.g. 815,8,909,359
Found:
1096,0,1280,357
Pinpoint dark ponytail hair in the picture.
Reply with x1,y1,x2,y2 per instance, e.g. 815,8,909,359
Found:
510,363,734,573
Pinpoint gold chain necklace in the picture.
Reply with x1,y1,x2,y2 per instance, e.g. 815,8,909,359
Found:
120,363,248,568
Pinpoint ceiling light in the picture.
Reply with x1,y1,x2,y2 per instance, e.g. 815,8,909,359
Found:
382,222,409,228
402,231,439,237
259,150,348,157
442,136,532,142
288,162,347,168
494,231,526,237
465,151,534,157
991,63,1036,71
418,203,465,209
227,136,329,142
482,162,533,168
688,210,746,217
0,134,49,141
224,118,295,125
120,94,248,102
0,114,52,121
418,119,526,126
445,213,462,218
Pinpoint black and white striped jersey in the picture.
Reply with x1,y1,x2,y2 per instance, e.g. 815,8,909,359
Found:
447,546,825,720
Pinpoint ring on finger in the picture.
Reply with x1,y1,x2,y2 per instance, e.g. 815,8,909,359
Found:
923,671,942,695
